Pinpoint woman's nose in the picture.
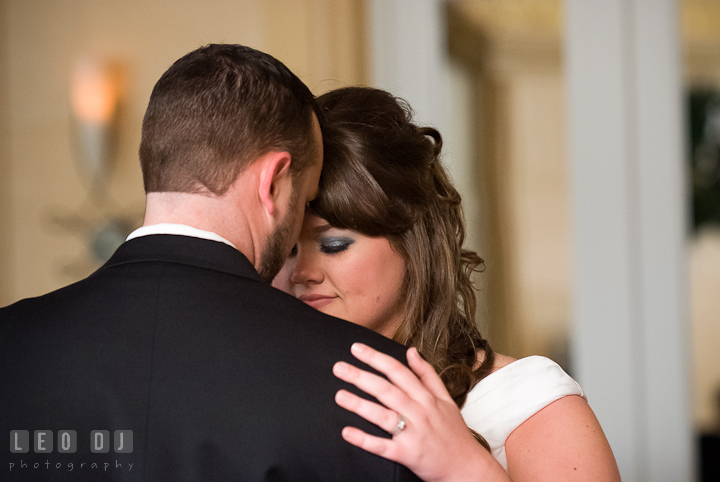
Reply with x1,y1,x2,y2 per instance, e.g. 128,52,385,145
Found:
290,250,324,285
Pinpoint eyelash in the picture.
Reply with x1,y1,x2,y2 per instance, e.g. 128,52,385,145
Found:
288,239,353,256
320,240,353,254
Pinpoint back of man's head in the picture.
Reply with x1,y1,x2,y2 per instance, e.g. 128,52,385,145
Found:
139,44,320,195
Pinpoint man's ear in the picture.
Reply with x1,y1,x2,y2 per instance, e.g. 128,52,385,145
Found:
258,151,293,216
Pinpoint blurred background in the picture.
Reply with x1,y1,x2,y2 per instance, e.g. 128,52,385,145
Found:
0,0,718,480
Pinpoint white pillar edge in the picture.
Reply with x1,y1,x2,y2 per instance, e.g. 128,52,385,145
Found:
633,0,694,480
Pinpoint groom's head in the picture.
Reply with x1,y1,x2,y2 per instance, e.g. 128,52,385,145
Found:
140,44,320,195
139,44,323,281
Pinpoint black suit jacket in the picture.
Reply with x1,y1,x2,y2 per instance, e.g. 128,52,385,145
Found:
0,235,421,481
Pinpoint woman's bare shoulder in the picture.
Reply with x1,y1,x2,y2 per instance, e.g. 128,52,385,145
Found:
504,395,620,481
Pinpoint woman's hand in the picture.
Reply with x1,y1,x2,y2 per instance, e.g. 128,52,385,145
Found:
333,343,511,482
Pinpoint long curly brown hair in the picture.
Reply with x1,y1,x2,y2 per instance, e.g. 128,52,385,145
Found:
312,87,495,432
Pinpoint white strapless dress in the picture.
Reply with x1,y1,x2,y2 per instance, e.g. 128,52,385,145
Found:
460,356,584,470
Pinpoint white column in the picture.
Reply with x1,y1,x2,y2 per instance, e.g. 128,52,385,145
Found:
564,1,693,481
367,0,447,128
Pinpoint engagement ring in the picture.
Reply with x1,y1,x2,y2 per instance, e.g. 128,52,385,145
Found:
391,413,407,436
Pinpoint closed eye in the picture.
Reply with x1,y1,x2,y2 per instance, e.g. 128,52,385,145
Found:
319,237,354,254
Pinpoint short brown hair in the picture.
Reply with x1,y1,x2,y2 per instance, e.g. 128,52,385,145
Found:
140,44,321,194
313,87,494,411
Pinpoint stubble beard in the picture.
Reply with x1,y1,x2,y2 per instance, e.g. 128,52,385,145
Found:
257,188,302,283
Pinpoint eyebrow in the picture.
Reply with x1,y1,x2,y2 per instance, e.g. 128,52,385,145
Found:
313,224,332,235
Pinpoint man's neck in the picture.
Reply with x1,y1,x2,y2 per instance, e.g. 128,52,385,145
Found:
143,192,258,265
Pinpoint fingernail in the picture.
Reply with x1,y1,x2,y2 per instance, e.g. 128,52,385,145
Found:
341,427,359,443
351,342,366,354
333,361,348,376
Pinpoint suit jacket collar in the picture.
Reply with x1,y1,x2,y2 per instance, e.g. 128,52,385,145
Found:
98,234,263,283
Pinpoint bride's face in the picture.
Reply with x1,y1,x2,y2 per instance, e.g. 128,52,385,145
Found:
272,213,406,337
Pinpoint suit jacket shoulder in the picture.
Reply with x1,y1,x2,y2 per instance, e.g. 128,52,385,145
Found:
0,235,420,482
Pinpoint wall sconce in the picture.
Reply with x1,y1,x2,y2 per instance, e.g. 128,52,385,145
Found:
71,58,120,193
47,57,140,277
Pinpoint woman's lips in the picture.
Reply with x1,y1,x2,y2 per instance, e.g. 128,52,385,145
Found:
298,294,336,310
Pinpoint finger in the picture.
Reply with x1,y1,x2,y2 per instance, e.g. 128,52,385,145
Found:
335,389,403,434
333,361,415,415
407,347,454,402
340,427,401,463
349,343,430,401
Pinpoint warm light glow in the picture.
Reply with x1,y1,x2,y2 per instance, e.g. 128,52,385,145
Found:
71,58,118,124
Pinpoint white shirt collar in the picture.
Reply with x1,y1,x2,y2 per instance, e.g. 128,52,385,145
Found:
125,223,237,250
